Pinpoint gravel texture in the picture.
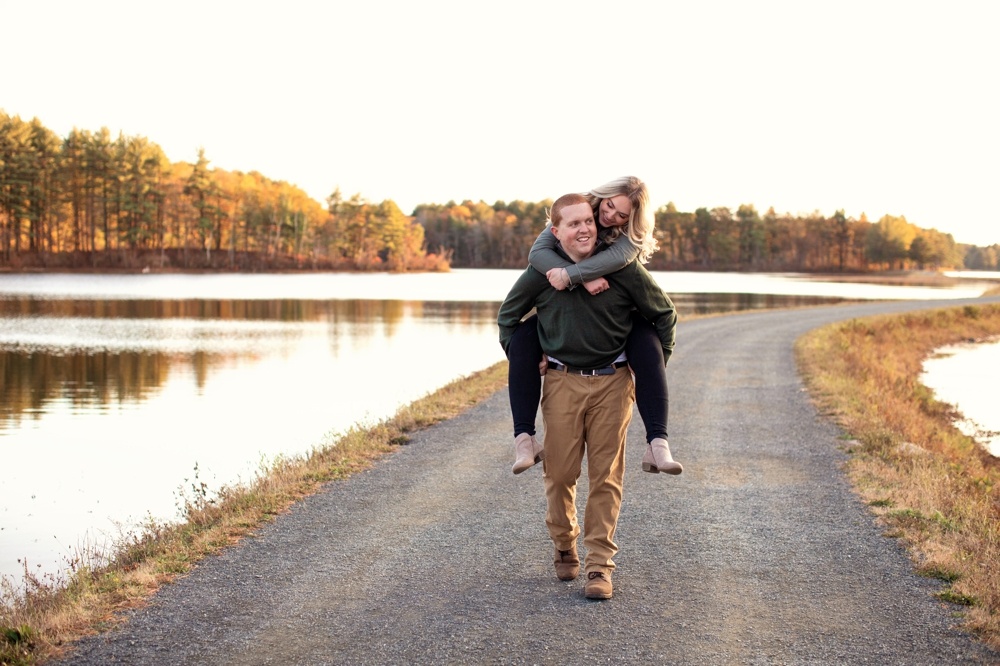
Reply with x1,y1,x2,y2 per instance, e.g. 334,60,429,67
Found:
57,298,1000,665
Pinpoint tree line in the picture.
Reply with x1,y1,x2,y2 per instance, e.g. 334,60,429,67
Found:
416,200,998,272
3,110,997,273
0,111,447,272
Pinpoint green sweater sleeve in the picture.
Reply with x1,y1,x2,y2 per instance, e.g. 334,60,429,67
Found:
528,227,641,286
497,268,547,356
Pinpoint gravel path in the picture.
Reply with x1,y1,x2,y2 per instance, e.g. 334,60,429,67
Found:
58,298,1000,665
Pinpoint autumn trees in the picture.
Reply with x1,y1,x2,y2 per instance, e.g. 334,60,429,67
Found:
416,200,977,272
862,214,965,269
415,199,549,269
0,114,61,260
325,190,445,271
0,111,445,271
654,204,874,271
645,203,970,272
1,110,993,273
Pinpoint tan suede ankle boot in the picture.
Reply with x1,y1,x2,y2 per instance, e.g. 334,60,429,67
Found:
512,433,544,474
641,437,683,474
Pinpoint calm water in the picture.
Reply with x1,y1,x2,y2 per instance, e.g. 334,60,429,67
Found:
922,341,1000,457
0,269,993,587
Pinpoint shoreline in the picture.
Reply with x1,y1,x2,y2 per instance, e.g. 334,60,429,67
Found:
4,266,997,280
922,338,1000,458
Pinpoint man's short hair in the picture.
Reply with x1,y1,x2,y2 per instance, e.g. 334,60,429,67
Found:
550,193,590,227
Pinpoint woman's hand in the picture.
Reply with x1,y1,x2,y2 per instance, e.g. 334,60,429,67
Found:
583,277,610,295
546,267,571,291
538,355,548,376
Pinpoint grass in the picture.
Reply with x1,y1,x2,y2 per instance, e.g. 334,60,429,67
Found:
795,302,1000,650
0,362,509,665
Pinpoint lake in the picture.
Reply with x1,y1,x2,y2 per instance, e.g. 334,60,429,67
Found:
921,340,1000,457
0,269,994,588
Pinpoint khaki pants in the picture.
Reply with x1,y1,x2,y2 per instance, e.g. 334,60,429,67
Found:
541,367,634,575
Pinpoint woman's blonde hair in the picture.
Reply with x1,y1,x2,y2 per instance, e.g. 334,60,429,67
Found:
587,176,658,263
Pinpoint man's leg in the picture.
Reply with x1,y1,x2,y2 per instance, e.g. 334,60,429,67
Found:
581,367,635,576
540,371,587,552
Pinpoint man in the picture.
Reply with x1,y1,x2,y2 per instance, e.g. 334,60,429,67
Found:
497,193,677,600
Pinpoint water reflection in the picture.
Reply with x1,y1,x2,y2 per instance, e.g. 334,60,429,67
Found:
0,294,818,433
0,296,503,325
0,300,502,421
671,292,842,316
1,351,173,427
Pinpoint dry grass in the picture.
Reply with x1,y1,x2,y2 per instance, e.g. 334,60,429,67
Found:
796,303,1000,649
0,362,509,665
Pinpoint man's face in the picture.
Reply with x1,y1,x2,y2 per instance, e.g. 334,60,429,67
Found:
550,202,597,263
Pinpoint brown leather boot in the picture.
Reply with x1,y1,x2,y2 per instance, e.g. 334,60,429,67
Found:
512,433,544,474
553,545,580,581
641,437,683,475
585,571,613,599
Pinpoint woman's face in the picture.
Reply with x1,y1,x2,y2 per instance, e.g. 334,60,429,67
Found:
599,194,632,228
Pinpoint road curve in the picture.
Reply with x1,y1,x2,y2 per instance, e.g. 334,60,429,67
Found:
59,298,1000,665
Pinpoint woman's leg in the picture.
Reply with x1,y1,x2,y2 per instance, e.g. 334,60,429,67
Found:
624,312,668,443
627,313,682,474
507,314,543,437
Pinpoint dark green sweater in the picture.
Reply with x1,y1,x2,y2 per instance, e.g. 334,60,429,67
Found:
497,260,677,370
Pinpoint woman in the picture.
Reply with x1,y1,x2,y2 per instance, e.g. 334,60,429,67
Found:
506,175,682,476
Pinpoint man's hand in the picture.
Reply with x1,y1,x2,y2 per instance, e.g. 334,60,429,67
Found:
538,355,548,375
546,267,571,291
583,277,610,295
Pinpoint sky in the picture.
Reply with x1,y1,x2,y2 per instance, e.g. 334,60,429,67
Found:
3,0,998,246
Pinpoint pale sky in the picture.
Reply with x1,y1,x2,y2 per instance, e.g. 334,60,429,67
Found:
3,0,998,246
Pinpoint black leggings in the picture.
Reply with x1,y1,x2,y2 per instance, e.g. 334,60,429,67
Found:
506,312,668,443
